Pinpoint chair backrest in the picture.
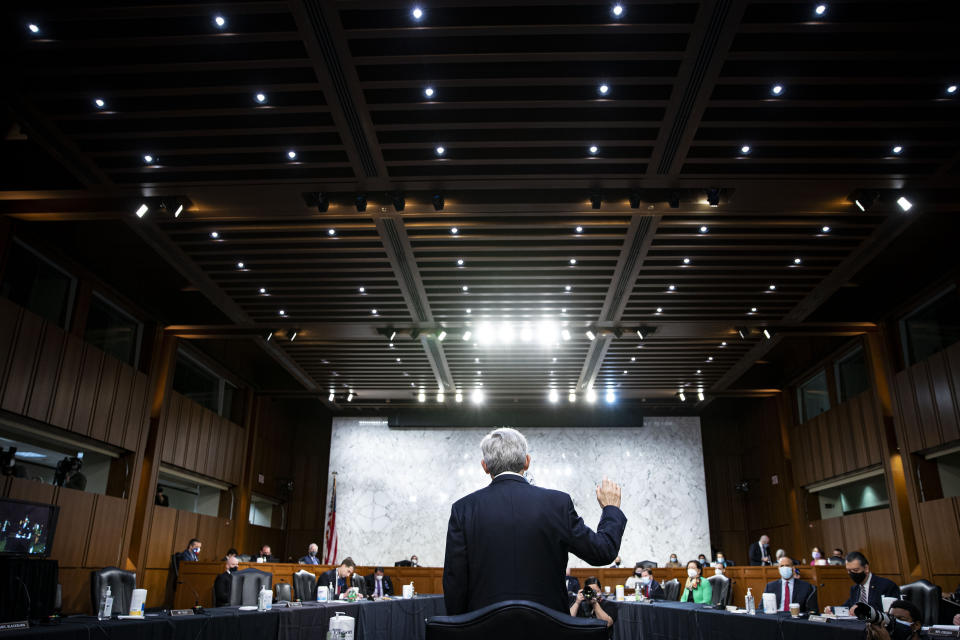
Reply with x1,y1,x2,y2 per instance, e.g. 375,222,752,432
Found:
228,568,273,606
293,570,316,602
663,579,680,602
826,556,844,566
638,560,657,569
275,583,292,603
425,599,608,640
900,579,941,627
706,574,730,605
90,567,136,615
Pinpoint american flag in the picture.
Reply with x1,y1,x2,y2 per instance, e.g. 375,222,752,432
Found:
323,473,338,565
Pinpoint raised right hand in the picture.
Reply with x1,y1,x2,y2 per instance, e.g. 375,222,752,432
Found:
596,477,622,509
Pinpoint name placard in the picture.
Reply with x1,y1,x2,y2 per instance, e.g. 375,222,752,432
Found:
808,615,831,623
170,609,195,616
0,621,29,632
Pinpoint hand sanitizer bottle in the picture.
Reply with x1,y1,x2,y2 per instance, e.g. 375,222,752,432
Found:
97,586,113,621
745,587,755,615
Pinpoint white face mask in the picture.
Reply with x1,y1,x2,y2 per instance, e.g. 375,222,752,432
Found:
687,568,699,578
779,566,794,580
640,576,651,586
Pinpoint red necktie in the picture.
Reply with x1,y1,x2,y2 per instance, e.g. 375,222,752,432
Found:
784,581,790,611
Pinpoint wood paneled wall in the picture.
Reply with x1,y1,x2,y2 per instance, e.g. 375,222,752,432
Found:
158,391,245,485
914,496,960,594
789,389,884,487
892,339,960,453
0,297,150,452
806,508,902,580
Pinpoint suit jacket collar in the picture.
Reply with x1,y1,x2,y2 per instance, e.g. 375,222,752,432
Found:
491,473,527,485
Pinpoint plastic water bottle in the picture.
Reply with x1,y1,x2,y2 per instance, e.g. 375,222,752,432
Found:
97,586,113,621
745,587,755,615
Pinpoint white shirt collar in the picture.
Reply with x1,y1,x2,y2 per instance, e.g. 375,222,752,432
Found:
862,573,872,591
494,471,525,479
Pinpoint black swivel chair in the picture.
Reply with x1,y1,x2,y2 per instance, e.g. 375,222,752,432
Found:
662,579,680,602
707,574,731,606
293,570,317,602
228,568,273,606
90,567,136,615
275,583,293,603
826,556,844,566
901,579,941,627
426,600,608,640
638,560,658,569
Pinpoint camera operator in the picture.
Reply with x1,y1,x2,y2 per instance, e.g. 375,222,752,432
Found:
569,577,615,630
853,599,922,640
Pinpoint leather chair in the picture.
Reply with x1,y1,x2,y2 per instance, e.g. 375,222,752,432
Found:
707,574,731,606
637,560,657,569
228,568,272,606
275,583,292,603
426,599,608,640
90,567,136,616
827,556,844,566
900,579,941,626
662,579,680,602
293,570,316,602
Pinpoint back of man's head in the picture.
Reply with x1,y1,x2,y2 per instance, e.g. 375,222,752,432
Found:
341,557,356,568
481,427,528,476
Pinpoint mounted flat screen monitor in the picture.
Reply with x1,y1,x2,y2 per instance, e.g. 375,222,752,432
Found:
0,497,60,557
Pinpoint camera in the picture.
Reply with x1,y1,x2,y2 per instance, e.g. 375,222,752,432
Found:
581,585,597,602
53,453,84,487
853,604,915,640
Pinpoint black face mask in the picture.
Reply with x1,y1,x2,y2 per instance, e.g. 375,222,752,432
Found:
229,567,238,573
308,550,317,557
848,571,867,584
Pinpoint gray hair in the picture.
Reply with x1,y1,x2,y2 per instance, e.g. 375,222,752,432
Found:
481,427,528,476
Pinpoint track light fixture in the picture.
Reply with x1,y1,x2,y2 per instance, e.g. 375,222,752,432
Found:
852,190,878,212
629,193,641,209
668,192,680,209
432,194,445,211
302,192,330,212
265,331,274,342
355,195,367,212
697,390,705,402
705,188,720,207
762,328,772,340
391,193,405,212
737,327,749,339
289,329,299,342
678,391,686,402
636,326,655,340
589,193,602,210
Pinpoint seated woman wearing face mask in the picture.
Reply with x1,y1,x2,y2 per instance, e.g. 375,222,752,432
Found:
625,566,664,599
679,560,712,604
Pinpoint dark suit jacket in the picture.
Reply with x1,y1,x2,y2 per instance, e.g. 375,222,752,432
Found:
175,549,199,563
748,542,770,566
841,574,900,609
365,574,394,597
763,578,818,612
442,473,627,615
253,553,278,563
213,571,232,607
318,569,366,596
566,576,580,595
641,580,664,599
298,555,321,565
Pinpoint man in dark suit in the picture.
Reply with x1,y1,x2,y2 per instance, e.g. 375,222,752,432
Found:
365,567,394,598
298,543,321,565
763,556,818,612
824,551,900,613
253,544,277,563
319,557,362,598
442,427,627,615
748,534,771,566
631,567,664,599
176,538,202,563
213,555,239,606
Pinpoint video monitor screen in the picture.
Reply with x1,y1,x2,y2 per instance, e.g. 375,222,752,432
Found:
0,497,59,557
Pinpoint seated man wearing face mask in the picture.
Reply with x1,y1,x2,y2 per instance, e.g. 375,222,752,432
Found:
625,566,664,599
298,542,321,565
714,552,732,567
214,555,240,606
824,551,900,614
763,556,818,613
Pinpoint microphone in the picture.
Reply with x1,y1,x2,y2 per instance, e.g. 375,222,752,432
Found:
176,576,206,614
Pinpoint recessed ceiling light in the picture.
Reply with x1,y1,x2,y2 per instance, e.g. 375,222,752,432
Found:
236,261,245,269
631,357,636,362
28,23,40,34
771,84,784,96
358,286,365,294
794,257,802,264
466,308,471,314
328,228,336,236
598,84,610,95
750,307,758,313
135,204,148,218
740,145,751,154
143,154,155,164
611,4,624,18
588,145,599,155
707,356,714,361
682,257,691,265
821,225,831,233
605,389,616,404
371,309,378,315
655,307,663,314
815,4,827,16
462,285,469,292
769,284,776,290
565,285,572,291
699,225,708,233
892,145,903,155
668,284,676,291
561,307,567,313
278,309,286,316
575,226,583,233
548,389,559,403
457,258,464,266
435,145,445,156
451,227,458,234
720,341,727,347
287,150,297,160
424,87,435,98
259,287,267,295
94,98,106,109
396,358,402,363
255,92,267,104
210,231,219,239
412,6,424,20
623,370,628,375
213,15,226,28
568,392,576,403
569,258,577,265
897,196,913,212
948,85,958,94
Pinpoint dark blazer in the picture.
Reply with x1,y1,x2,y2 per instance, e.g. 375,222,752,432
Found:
566,576,580,595
253,553,278,563
318,569,365,596
640,580,664,599
175,549,199,563
365,574,394,597
748,542,770,566
841,574,900,610
213,571,232,607
763,578,818,612
442,473,627,615
298,554,321,565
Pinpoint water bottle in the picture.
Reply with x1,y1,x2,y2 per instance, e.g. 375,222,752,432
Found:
257,586,268,611
745,587,755,615
97,586,113,621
